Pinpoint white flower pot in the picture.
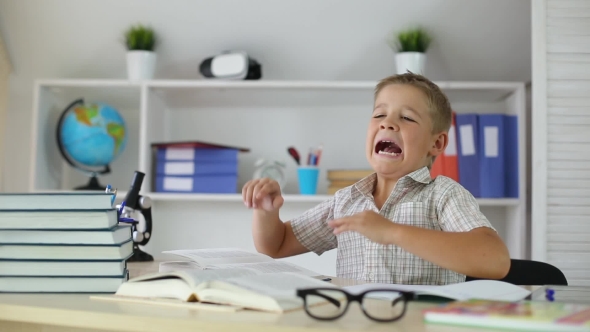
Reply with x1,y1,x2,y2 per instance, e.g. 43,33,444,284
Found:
395,52,426,75
126,51,156,81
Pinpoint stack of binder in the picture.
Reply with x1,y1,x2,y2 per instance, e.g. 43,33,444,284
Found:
0,192,131,293
151,141,250,194
431,112,519,198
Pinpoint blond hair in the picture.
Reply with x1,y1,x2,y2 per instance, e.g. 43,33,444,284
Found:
374,72,452,134
374,72,452,167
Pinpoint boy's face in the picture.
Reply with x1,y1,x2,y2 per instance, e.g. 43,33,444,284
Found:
366,84,447,179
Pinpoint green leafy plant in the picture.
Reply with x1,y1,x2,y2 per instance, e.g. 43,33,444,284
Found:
388,27,432,53
125,24,157,51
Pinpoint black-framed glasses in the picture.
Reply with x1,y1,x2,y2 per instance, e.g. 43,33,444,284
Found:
296,287,417,322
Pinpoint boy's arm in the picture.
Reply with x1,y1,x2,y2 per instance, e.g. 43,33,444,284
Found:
387,225,510,279
251,208,309,258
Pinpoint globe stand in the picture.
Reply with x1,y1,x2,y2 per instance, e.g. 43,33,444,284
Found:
75,175,106,191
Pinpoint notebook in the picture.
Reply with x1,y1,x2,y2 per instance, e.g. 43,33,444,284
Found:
423,299,590,331
0,192,114,210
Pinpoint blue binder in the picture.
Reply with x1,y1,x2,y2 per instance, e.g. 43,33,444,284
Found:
478,114,505,198
456,114,480,197
504,115,519,198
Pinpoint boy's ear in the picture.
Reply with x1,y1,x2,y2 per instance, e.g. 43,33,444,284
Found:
429,132,448,157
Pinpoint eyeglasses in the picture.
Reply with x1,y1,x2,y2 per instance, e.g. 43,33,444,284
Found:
296,287,416,322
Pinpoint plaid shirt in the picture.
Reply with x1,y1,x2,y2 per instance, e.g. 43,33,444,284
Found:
290,166,495,285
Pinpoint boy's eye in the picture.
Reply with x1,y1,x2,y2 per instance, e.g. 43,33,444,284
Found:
373,114,385,118
402,116,415,122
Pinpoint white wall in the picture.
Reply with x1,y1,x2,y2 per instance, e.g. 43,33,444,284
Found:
0,0,532,192
532,0,590,286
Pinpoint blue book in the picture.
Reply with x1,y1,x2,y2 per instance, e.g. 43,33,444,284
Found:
0,269,128,293
155,160,238,176
504,115,519,198
156,147,239,162
456,114,481,197
478,114,506,198
155,175,238,194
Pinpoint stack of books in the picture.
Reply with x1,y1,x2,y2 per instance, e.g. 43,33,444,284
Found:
0,192,132,293
327,169,374,195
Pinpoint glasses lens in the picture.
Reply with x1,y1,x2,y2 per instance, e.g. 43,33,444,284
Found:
304,290,348,319
361,291,406,321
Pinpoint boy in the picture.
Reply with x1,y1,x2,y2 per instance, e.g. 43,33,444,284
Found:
241,73,510,285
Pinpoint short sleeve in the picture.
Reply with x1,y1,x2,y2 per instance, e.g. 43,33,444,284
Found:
290,197,338,255
437,184,496,233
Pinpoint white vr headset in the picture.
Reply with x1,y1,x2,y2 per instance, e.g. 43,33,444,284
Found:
199,51,262,80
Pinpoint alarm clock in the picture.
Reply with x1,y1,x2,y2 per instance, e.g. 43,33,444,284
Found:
253,158,286,189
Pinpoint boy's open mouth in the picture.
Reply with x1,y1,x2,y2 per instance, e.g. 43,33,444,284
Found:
375,140,402,156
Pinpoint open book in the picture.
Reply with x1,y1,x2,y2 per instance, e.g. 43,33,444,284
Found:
111,268,337,313
159,247,321,277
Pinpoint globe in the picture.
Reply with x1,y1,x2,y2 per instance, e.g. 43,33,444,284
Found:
56,99,128,190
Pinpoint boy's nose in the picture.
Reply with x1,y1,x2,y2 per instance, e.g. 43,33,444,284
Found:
380,121,399,131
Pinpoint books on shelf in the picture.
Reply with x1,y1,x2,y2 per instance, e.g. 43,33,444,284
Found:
150,141,250,194
433,113,519,199
326,169,374,195
423,299,590,332
0,191,130,293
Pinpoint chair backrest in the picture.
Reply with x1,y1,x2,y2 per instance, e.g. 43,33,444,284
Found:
466,259,568,286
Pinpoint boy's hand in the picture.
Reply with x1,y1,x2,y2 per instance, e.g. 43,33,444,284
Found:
242,178,284,212
327,211,395,245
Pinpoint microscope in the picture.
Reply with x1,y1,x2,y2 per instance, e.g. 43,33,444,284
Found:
117,171,154,262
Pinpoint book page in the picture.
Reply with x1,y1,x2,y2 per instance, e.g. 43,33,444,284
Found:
214,272,337,299
162,248,273,266
205,261,320,277
343,280,531,302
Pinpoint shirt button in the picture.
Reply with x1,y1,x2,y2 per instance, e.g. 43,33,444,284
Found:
368,272,374,280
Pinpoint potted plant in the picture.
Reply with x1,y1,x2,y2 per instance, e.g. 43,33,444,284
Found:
124,24,157,81
388,27,432,75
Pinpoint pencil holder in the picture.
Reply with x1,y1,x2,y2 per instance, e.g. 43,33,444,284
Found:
297,166,319,195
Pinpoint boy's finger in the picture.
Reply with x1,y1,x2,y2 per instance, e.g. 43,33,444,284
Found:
255,182,276,200
244,181,257,207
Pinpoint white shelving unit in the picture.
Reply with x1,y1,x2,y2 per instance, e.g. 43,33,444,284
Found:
29,79,527,274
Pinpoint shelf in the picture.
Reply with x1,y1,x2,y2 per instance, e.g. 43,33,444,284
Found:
146,192,520,206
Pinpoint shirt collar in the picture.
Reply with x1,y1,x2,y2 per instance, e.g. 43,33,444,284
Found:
351,166,432,199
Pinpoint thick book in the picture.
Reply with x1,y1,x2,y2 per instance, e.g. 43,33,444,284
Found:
0,209,118,230
0,192,114,210
0,259,126,277
423,299,590,331
111,269,337,313
159,247,321,277
0,224,131,244
0,239,133,260
0,269,128,293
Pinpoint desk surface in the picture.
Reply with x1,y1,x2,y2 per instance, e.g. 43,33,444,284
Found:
0,261,518,332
